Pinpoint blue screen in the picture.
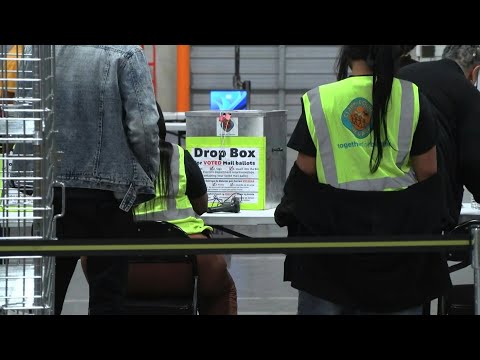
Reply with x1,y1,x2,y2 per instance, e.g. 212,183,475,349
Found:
210,90,248,111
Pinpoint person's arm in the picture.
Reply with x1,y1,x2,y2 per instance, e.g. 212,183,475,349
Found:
410,92,438,182
184,150,208,215
288,97,318,177
411,146,437,182
295,152,317,177
190,193,208,216
118,46,160,181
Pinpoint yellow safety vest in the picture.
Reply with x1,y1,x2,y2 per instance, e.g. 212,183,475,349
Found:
134,144,212,235
303,76,420,191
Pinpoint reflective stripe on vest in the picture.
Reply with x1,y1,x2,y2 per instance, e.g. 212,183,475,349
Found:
304,78,418,191
134,145,197,221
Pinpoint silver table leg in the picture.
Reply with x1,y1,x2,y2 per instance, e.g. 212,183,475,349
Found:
471,225,480,315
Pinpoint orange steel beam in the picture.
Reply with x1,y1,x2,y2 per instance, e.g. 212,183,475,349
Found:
177,45,190,112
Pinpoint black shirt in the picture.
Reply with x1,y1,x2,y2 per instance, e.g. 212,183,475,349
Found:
398,59,480,230
288,85,437,157
184,149,207,199
278,163,450,312
397,55,418,69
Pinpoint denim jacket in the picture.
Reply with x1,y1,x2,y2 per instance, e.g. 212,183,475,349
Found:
17,45,160,211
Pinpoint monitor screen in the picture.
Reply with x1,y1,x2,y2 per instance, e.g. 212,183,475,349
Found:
210,90,248,111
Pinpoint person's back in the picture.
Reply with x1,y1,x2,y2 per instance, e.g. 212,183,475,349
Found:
309,75,419,189
133,136,238,315
134,142,211,233
50,45,160,315
278,45,450,315
55,45,160,207
398,47,480,231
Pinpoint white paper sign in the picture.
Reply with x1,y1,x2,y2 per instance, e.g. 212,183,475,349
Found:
216,115,238,137
191,146,259,204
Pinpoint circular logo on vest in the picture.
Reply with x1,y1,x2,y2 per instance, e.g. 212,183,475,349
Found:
341,97,373,139
219,112,235,132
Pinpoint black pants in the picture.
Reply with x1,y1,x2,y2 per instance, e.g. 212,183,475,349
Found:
53,188,138,315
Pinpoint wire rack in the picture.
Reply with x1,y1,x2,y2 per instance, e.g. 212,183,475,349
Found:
0,45,56,315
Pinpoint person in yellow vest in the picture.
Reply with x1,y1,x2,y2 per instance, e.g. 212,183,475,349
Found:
132,141,238,315
276,45,450,315
82,109,238,315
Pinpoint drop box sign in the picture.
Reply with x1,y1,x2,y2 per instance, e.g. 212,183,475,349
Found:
186,137,266,210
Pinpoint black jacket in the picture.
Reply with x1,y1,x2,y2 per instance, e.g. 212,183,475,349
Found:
398,59,480,231
275,163,451,312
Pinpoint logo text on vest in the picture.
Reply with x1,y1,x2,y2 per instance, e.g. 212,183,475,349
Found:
341,97,373,139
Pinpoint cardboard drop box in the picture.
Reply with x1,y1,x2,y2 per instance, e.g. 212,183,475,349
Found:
185,110,287,210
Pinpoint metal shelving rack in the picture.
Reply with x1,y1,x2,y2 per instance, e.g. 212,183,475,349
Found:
0,45,56,315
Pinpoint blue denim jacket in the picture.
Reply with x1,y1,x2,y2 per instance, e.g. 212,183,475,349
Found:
18,45,160,211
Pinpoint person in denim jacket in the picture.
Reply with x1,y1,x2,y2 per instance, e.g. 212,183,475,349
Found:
17,45,160,315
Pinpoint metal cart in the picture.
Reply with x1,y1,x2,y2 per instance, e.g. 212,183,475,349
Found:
0,45,56,315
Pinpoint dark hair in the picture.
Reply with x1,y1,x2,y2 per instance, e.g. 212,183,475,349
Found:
336,45,402,173
157,140,173,199
146,121,174,214
156,101,166,141
146,101,170,213
400,45,416,56
396,45,417,68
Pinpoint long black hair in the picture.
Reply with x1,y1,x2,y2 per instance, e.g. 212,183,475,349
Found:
335,45,403,173
145,102,173,215
157,140,174,199
155,101,172,199
142,139,173,215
